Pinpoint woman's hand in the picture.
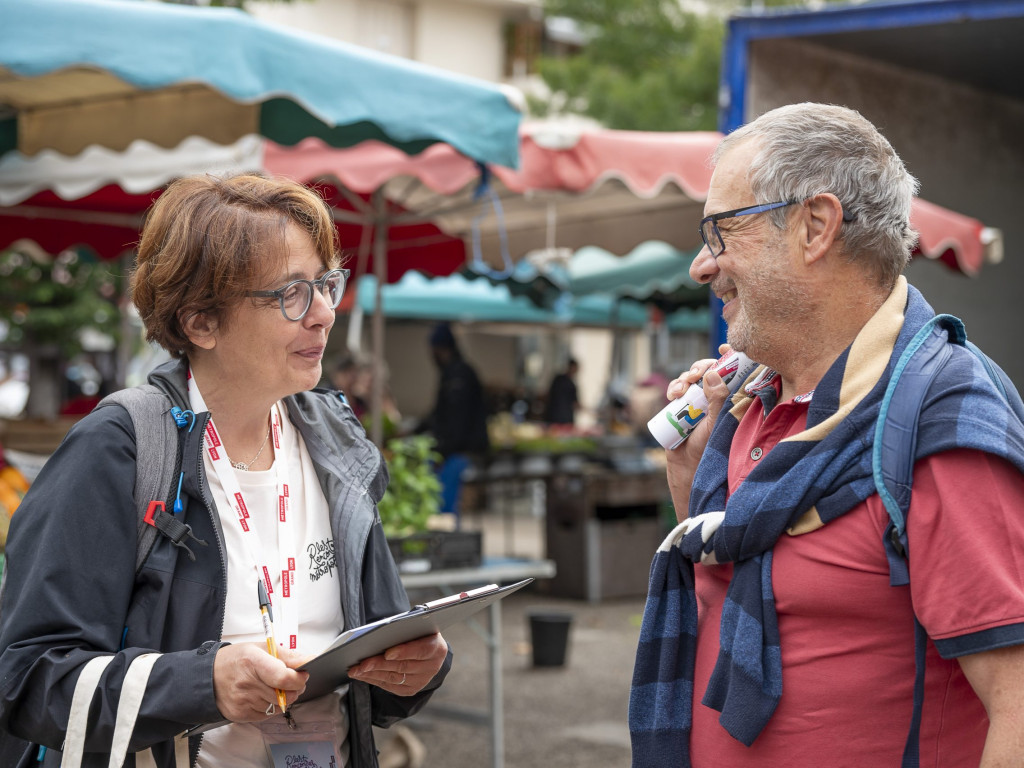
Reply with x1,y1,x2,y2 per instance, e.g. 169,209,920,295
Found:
347,632,449,696
212,643,309,722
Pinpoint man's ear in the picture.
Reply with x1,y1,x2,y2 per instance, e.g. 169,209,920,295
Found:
180,310,218,350
801,193,845,265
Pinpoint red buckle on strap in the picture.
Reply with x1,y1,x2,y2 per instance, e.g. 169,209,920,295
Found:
144,501,165,527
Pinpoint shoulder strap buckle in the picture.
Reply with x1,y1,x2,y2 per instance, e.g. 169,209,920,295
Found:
143,497,207,562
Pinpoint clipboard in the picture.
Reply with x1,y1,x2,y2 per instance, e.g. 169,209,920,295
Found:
187,577,532,734
298,577,533,702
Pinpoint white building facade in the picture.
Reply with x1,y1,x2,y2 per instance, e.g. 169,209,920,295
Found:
248,0,541,84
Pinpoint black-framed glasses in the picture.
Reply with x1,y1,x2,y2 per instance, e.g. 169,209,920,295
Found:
698,200,798,258
247,268,350,321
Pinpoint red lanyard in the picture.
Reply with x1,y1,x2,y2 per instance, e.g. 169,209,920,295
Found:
188,371,299,649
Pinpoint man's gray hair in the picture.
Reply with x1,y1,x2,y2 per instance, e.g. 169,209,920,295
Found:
716,103,919,289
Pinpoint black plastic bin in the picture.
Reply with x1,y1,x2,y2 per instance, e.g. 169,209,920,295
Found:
528,611,573,667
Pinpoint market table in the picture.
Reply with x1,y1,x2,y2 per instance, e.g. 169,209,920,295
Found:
400,557,556,768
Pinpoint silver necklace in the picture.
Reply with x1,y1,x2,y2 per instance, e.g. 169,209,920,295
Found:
230,426,271,471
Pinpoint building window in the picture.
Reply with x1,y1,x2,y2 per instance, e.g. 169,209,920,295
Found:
356,0,414,59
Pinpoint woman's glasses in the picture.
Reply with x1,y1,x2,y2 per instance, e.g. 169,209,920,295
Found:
247,268,350,321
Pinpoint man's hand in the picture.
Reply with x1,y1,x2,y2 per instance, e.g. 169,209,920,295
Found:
664,345,736,522
348,632,449,696
212,643,309,722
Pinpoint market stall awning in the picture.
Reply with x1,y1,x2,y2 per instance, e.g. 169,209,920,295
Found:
263,127,1002,276
0,126,1002,279
0,0,521,167
486,241,707,312
909,197,1002,277
265,126,720,263
355,271,709,329
0,135,469,275
0,135,264,205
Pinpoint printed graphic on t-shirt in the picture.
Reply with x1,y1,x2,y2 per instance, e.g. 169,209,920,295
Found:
307,538,337,582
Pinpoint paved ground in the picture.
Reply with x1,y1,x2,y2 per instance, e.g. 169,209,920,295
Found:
377,586,645,768
372,499,651,768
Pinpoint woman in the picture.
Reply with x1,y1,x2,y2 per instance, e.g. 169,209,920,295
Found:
0,174,450,767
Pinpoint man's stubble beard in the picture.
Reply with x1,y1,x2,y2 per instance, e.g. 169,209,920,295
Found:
724,232,814,366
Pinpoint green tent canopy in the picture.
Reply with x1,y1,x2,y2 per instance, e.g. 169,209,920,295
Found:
466,240,708,314
356,271,708,329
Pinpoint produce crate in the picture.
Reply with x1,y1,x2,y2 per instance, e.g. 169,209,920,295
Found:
387,530,483,574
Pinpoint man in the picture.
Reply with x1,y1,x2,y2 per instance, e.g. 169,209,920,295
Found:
544,358,579,425
426,323,489,514
329,351,370,419
629,103,1024,767
427,323,489,459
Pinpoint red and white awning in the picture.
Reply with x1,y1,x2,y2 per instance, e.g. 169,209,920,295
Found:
0,126,1001,278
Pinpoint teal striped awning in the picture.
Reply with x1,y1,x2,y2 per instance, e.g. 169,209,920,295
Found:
468,240,708,313
0,0,522,167
357,271,709,330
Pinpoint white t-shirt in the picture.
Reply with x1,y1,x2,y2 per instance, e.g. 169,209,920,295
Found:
196,404,349,767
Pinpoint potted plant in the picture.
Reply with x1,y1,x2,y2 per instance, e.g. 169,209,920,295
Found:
378,435,442,539
378,435,481,573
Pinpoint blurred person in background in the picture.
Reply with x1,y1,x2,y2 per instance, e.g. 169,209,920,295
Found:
0,173,450,767
425,323,489,516
329,351,370,420
544,358,579,426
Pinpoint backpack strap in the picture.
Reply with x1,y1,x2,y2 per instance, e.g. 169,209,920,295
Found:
872,314,1024,582
872,314,963,768
873,314,964,588
871,313,1023,768
94,386,206,575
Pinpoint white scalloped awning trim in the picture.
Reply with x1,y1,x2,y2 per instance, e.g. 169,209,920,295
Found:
0,134,266,205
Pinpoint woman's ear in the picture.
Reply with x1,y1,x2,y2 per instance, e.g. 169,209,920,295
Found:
180,310,218,350
802,193,845,265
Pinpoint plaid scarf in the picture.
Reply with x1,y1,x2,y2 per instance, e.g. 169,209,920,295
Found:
629,278,1024,766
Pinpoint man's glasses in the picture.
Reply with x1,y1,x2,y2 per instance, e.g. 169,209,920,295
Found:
698,200,798,259
247,268,350,321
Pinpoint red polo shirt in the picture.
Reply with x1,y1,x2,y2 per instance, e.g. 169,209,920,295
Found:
690,383,1024,767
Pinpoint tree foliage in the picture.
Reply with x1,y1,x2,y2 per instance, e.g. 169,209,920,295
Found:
530,0,850,132
530,0,724,131
0,249,122,357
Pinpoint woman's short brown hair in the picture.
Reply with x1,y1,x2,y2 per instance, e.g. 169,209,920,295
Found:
132,172,340,357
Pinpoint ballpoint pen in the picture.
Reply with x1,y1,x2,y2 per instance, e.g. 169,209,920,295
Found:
257,579,293,724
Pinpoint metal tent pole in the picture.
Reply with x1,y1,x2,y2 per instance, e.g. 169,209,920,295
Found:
371,189,388,447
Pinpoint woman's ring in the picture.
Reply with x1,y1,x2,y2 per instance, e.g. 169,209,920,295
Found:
400,673,406,686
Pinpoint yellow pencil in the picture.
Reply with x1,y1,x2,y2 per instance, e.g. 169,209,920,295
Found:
257,579,289,714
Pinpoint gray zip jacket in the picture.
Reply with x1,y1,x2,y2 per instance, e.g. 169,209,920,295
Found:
0,359,450,768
